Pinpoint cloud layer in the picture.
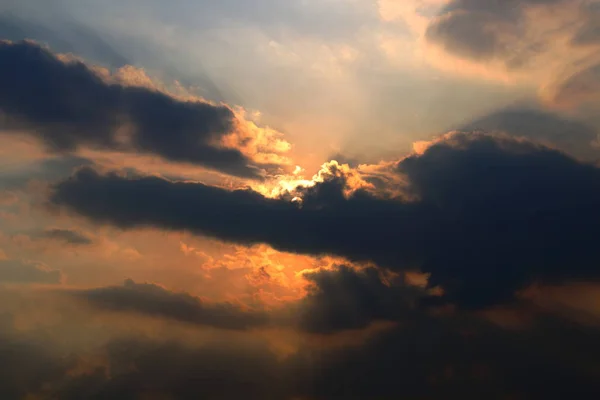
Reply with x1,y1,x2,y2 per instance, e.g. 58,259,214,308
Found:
458,108,600,160
0,40,272,178
1,4,600,398
0,259,62,284
426,0,566,66
52,132,600,308
67,265,420,334
1,282,599,399
72,278,269,331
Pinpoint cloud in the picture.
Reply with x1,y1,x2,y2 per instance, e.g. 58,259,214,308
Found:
1,283,600,399
0,40,276,179
71,279,269,330
0,152,93,191
458,107,600,159
56,336,285,400
397,132,600,306
0,324,73,399
425,0,568,67
0,259,62,284
40,228,92,245
67,267,416,334
571,1,600,46
422,0,600,114
546,62,600,108
0,191,17,206
294,307,600,399
0,301,284,400
51,132,600,308
295,266,419,333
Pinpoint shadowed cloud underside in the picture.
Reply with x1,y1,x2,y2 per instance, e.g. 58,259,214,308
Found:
0,40,267,179
52,133,600,308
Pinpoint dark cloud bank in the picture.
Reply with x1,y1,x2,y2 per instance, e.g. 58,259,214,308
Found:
2,281,600,399
74,278,269,331
68,266,415,334
53,132,600,309
0,40,265,179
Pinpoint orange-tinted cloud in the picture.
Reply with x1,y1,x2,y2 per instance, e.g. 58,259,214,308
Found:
418,0,600,111
542,60,600,110
51,132,600,310
0,258,63,284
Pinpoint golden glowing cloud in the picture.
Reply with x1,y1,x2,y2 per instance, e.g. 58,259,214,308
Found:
221,107,293,167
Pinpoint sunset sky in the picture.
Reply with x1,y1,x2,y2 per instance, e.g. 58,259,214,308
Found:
1,1,600,399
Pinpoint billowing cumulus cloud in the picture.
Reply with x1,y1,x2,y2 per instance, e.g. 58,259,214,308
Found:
396,132,600,306
50,164,425,269
0,40,288,179
52,132,600,308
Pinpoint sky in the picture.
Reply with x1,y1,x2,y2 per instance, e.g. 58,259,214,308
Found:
1,0,600,398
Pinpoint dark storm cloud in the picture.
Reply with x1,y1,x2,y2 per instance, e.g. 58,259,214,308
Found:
73,279,268,330
425,0,565,65
2,291,600,400
396,133,600,307
296,266,418,333
70,268,415,334
56,337,287,400
0,260,62,284
51,132,600,308
0,306,285,399
294,309,600,400
50,165,428,268
0,316,73,399
40,228,92,245
0,40,263,179
459,108,600,159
